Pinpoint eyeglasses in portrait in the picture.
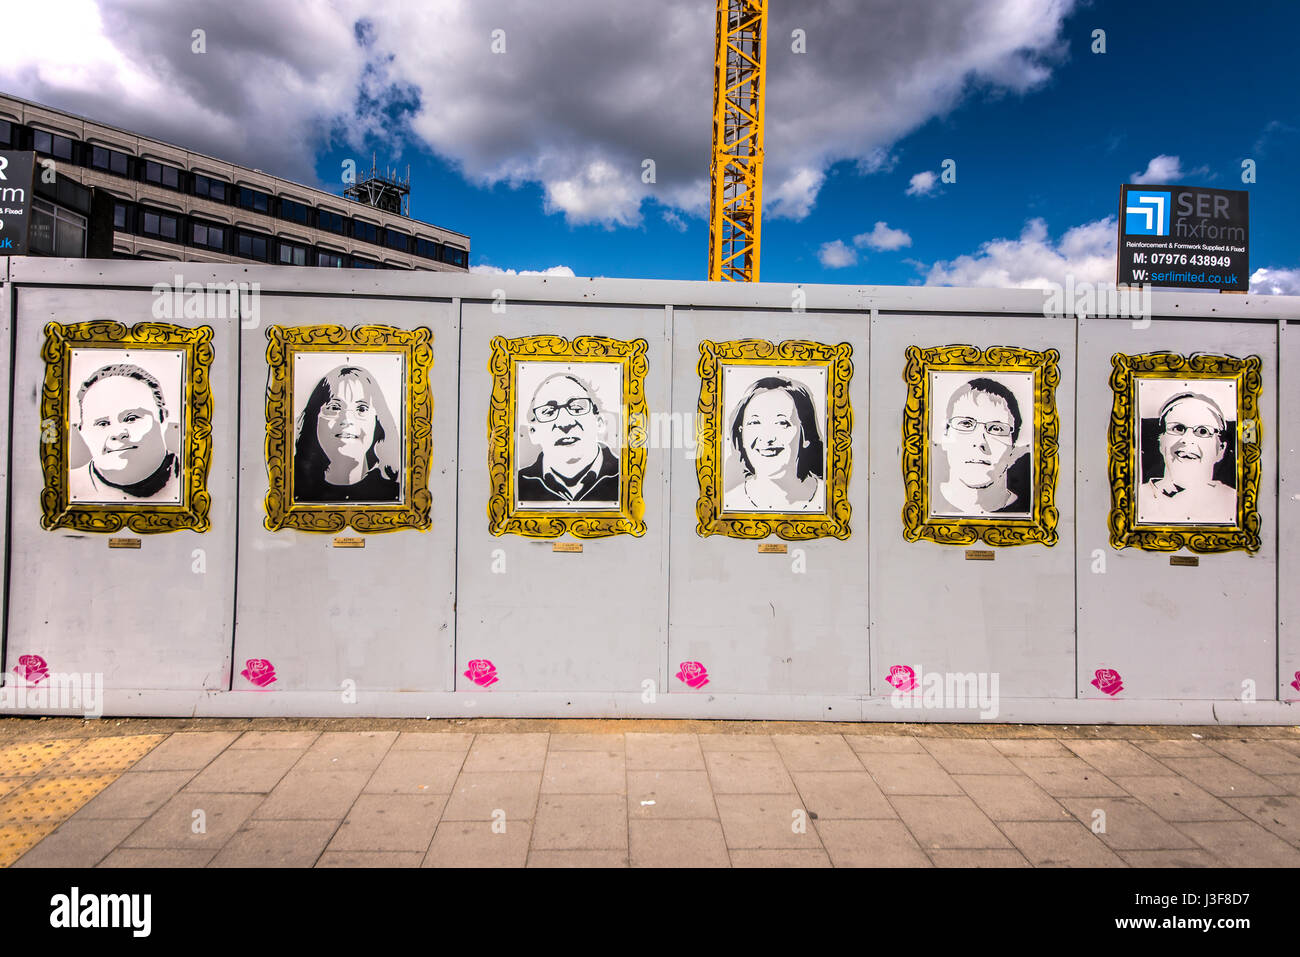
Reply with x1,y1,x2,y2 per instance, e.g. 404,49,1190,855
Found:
291,352,404,505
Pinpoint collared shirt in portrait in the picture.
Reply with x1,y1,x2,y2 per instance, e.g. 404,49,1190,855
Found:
518,444,619,503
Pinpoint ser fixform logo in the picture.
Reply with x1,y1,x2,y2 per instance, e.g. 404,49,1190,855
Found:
1125,190,1171,236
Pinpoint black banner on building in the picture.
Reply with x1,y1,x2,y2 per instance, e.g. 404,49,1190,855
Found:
1117,184,1249,291
0,150,36,255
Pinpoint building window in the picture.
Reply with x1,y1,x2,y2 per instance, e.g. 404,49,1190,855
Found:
91,146,130,176
351,255,377,269
317,251,345,268
415,238,441,260
384,229,410,252
0,120,12,148
318,210,346,234
32,130,74,160
113,202,132,232
141,209,179,241
30,199,88,256
352,219,378,244
143,160,181,190
279,198,311,225
238,187,271,214
236,231,269,261
193,174,228,203
191,222,225,251
443,246,467,268
277,240,308,266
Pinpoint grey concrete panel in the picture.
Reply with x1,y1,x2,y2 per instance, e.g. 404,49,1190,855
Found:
233,296,458,691
1076,318,1277,699
869,314,1077,698
667,309,871,695
454,301,669,692
6,285,237,689
1279,320,1299,702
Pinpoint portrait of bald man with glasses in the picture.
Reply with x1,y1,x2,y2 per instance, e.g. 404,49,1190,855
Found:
516,370,620,505
931,375,1032,518
1137,390,1237,525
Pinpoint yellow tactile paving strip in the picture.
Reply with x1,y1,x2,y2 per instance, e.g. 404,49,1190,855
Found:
0,735,163,867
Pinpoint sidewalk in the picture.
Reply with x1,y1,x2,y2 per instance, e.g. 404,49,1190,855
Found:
3,721,1299,867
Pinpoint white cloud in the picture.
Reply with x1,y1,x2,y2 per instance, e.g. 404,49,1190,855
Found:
818,240,858,269
924,217,1115,289
1129,154,1209,185
0,0,1079,227
1249,267,1300,295
661,209,688,232
906,171,938,196
469,264,576,277
854,221,912,251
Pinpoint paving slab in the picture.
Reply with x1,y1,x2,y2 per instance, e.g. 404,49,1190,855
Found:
714,794,821,850
391,732,475,752
548,733,626,752
12,818,141,868
294,732,397,773
531,794,628,850
211,819,339,867
1174,820,1300,867
928,848,1030,867
1112,775,1244,822
814,820,931,867
790,771,895,820
630,819,730,867
327,794,447,852
1058,797,1201,851
625,733,706,770
1224,795,1300,847
316,850,424,867
97,848,216,868
229,731,321,750
855,753,963,795
918,739,1019,775
705,751,797,794
462,733,549,773
988,739,1070,757
130,732,238,771
729,848,832,867
771,734,863,771
120,792,263,850
1060,739,1176,777
441,771,541,822
954,774,1073,822
1158,757,1288,798
698,734,776,752
1134,739,1216,758
541,750,626,794
889,795,1011,849
1008,756,1126,797
252,770,370,821
844,735,925,755
527,849,628,867
73,770,195,820
999,821,1127,867
424,819,531,867
1116,849,1220,867
627,770,718,819
365,750,466,795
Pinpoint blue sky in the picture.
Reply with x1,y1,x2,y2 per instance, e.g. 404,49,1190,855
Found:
6,0,1299,291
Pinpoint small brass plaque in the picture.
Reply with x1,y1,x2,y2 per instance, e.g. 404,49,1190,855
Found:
333,536,366,548
1170,555,1200,567
553,542,583,553
964,549,995,561
108,537,141,549
757,543,788,554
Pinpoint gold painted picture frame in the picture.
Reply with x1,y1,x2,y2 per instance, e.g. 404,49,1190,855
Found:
488,334,648,538
264,324,434,533
902,344,1061,546
696,339,852,540
1107,351,1262,553
40,320,214,534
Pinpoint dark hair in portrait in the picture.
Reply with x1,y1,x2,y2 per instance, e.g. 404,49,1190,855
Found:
945,376,1023,443
77,362,170,422
1139,390,1236,486
293,364,401,503
729,375,824,480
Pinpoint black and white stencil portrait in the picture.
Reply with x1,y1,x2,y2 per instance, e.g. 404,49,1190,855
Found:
928,371,1034,520
291,352,404,504
1135,378,1237,526
721,365,827,514
67,348,184,505
513,361,622,509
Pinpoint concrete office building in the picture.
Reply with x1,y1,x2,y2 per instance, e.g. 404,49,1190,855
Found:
0,92,470,271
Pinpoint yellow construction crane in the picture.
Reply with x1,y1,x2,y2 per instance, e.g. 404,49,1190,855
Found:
708,0,768,282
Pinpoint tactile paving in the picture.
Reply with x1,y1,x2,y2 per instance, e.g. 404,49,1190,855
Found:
0,739,82,777
43,734,165,775
0,823,59,868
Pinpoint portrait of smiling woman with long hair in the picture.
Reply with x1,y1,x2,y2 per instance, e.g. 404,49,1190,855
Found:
293,364,402,503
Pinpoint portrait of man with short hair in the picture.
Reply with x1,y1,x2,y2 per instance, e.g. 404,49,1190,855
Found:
67,349,185,505
514,363,621,508
929,372,1033,519
1135,380,1237,526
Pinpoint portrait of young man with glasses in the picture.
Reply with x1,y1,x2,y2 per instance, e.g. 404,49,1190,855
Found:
516,369,620,506
930,375,1032,519
1136,389,1237,525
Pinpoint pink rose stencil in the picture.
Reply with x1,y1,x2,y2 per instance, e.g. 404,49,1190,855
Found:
464,659,499,688
676,661,709,689
14,655,49,686
241,659,277,688
885,665,916,692
1290,672,1300,694
1091,668,1124,696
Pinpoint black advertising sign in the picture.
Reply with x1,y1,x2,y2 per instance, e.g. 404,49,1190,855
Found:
0,150,36,255
1117,184,1249,291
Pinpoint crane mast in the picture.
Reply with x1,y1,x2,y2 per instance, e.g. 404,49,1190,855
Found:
708,0,769,282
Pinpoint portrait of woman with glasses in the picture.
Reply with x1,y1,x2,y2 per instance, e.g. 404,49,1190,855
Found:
1136,386,1237,525
293,363,402,503
515,368,620,506
930,374,1033,519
